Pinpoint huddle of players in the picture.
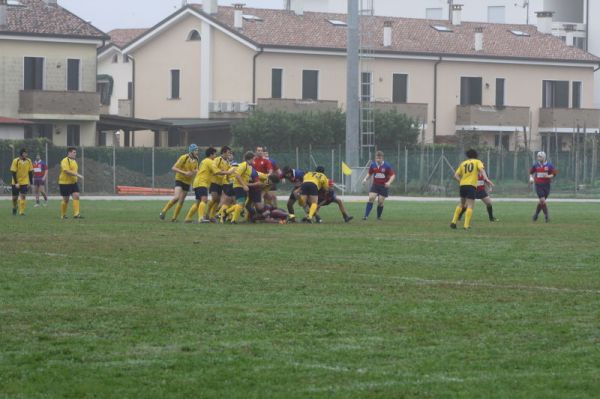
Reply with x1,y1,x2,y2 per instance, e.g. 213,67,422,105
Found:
159,145,355,224
450,149,557,229
8,147,84,219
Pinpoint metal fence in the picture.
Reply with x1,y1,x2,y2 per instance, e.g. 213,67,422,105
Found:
1,142,599,197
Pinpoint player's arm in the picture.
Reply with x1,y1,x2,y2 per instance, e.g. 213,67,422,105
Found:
480,168,494,187
385,171,396,188
43,163,48,181
61,160,83,179
10,160,18,187
362,168,373,184
453,167,462,183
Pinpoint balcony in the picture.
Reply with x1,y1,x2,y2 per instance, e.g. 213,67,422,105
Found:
456,105,530,132
539,108,600,132
118,99,132,117
372,102,428,124
19,90,101,121
256,98,338,114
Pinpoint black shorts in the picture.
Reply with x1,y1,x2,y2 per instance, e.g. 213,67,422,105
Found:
59,183,80,197
234,187,247,202
300,182,319,196
11,185,28,196
209,183,222,195
459,185,477,200
475,189,489,200
175,180,191,192
222,183,234,197
535,183,551,199
33,178,45,187
370,183,389,198
194,186,209,200
249,188,263,204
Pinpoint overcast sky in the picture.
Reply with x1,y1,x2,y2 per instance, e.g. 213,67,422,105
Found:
60,0,284,32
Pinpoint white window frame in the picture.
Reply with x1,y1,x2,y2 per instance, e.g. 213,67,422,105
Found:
271,67,285,99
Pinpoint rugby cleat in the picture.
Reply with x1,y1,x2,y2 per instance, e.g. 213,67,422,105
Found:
532,214,538,222
344,215,354,223
489,218,499,222
73,215,84,219
450,223,457,229
12,208,17,216
159,212,166,220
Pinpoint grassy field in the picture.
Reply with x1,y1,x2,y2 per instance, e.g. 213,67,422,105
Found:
1,199,599,398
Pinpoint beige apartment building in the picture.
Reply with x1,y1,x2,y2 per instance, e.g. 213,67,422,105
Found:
0,0,108,146
123,0,600,150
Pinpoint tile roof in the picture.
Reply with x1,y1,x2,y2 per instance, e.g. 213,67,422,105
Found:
0,0,108,40
0,116,33,125
188,4,600,64
107,28,149,49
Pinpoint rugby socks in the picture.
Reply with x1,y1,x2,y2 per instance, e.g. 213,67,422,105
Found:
541,204,549,218
73,200,80,217
231,204,243,223
451,206,463,224
298,197,306,207
458,207,467,220
12,198,18,212
534,204,542,217
364,202,374,218
198,202,207,222
487,205,495,221
377,206,384,219
308,203,318,220
464,208,473,229
42,192,48,201
162,199,176,215
61,200,68,218
185,203,198,222
19,199,26,215
208,201,218,219
172,203,183,221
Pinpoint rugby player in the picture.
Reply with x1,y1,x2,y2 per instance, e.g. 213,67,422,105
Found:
10,148,33,216
299,166,329,223
362,151,395,220
58,147,84,219
457,172,499,222
32,154,48,207
529,151,557,222
160,144,199,222
450,149,493,230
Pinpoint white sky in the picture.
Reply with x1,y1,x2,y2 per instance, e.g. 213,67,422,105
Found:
59,0,284,32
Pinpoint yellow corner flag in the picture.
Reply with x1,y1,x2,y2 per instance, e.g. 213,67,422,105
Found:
341,162,353,176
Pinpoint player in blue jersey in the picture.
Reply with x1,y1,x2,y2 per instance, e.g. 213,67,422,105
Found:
362,151,396,220
529,151,557,222
282,166,306,222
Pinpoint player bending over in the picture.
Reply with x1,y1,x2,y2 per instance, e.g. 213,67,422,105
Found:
281,166,305,222
299,166,329,223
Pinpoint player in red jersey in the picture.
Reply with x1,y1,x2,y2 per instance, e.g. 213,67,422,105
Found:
32,153,48,207
362,151,395,220
529,151,557,222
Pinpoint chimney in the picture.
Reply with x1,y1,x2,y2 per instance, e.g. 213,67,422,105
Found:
233,3,244,30
535,11,554,34
202,0,218,15
181,0,187,7
0,0,7,30
290,0,303,16
451,4,463,26
383,21,392,47
564,24,576,46
474,27,483,51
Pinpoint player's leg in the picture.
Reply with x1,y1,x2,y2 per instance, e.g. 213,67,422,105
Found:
307,195,319,221
34,181,40,206
231,188,247,224
286,190,298,221
72,185,82,218
451,195,466,228
463,198,475,229
335,198,353,222
376,196,385,220
184,196,200,223
40,181,48,204
18,187,27,216
161,185,181,219
481,196,497,221
363,192,377,220
171,185,188,222
61,196,70,219
11,185,18,215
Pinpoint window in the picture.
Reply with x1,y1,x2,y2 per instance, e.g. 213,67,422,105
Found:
327,19,347,26
510,30,530,37
98,131,107,147
542,80,569,108
495,78,505,107
392,73,408,103
542,135,562,154
154,131,161,147
67,59,80,91
170,69,180,99
242,14,263,21
302,70,318,100
494,134,510,150
128,82,133,100
24,57,44,90
112,54,119,63
574,37,586,50
432,25,453,32
460,77,482,106
97,81,111,105
425,8,443,20
572,81,581,109
24,124,52,140
487,6,505,23
361,72,372,102
123,55,129,63
271,68,282,99
187,30,201,41
67,125,80,146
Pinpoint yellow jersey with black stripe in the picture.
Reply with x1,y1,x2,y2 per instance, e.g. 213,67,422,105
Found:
10,157,33,185
233,161,253,188
456,159,485,187
211,156,230,185
193,157,218,188
174,154,198,185
59,157,78,185
303,171,329,191
256,172,272,193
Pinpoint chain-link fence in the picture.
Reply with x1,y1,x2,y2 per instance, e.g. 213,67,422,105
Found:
1,141,599,196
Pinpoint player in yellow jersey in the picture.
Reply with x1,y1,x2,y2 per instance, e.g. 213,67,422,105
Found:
229,151,256,224
58,147,85,219
185,147,232,223
160,144,199,222
206,146,233,221
10,148,34,216
299,166,329,223
217,156,237,223
450,149,493,230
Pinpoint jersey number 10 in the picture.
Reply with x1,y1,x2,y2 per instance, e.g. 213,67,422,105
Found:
463,163,474,173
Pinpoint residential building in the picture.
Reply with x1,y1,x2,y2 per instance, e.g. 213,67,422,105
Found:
122,1,600,150
0,0,108,145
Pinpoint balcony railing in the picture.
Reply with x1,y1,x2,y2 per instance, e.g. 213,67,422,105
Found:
372,102,428,123
19,90,100,120
539,108,600,130
118,99,132,117
456,105,530,130
256,98,338,114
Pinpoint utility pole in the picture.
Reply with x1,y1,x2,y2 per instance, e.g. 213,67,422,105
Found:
345,0,360,169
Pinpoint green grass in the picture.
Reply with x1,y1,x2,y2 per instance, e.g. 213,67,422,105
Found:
1,199,599,398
